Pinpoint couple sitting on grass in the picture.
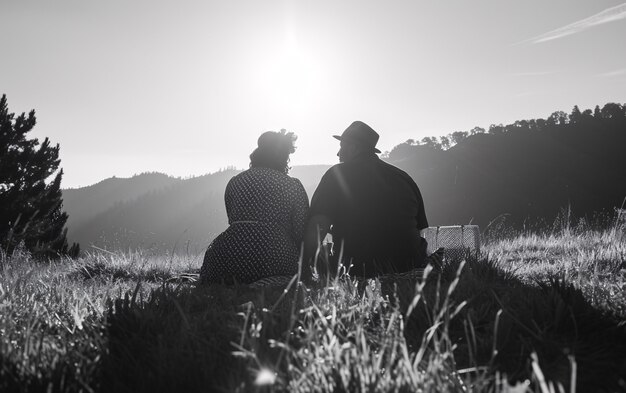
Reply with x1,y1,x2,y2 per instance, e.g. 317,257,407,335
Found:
199,121,443,286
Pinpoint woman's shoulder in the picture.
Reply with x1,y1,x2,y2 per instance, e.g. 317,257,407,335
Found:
234,167,290,185
240,167,305,186
227,169,249,185
246,166,286,178
287,175,305,188
233,167,276,178
226,168,261,189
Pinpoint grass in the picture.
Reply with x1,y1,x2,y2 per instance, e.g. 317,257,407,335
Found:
1,218,625,392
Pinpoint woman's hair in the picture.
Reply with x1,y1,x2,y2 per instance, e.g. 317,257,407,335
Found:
249,129,297,174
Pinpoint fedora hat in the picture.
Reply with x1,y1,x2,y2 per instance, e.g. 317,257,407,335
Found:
333,121,381,153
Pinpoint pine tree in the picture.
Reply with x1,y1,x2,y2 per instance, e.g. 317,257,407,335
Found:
594,105,602,118
570,105,582,123
0,94,79,258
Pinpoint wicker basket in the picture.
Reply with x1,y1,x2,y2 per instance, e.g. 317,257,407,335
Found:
421,225,481,261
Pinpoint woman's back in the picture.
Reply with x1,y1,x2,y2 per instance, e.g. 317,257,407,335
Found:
226,167,306,235
200,167,308,284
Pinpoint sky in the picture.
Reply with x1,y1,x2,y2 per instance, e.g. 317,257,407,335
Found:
2,0,625,188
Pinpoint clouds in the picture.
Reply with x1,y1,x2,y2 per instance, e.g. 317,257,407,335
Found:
509,71,556,77
596,68,626,78
523,3,626,44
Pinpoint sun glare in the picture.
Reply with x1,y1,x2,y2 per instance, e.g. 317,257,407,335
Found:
253,35,323,114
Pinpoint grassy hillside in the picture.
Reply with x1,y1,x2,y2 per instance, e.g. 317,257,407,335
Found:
1,220,625,392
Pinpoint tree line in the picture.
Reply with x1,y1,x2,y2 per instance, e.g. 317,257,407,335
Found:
384,103,626,156
381,102,626,228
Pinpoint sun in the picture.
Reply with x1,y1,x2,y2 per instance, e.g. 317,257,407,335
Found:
253,35,323,113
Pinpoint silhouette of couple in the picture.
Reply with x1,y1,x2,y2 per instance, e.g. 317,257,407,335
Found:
200,121,442,285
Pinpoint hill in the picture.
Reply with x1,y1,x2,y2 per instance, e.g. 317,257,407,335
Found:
63,166,329,253
62,103,626,252
2,223,626,392
62,172,182,230
386,103,626,229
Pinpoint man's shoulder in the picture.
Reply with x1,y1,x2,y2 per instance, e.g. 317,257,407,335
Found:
326,162,347,171
322,158,412,179
321,163,347,178
313,163,352,197
378,159,412,176
377,160,421,191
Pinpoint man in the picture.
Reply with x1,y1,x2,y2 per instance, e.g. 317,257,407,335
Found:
306,120,438,278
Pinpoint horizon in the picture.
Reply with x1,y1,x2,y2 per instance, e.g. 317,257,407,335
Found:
2,0,625,188
60,163,334,190
19,99,626,190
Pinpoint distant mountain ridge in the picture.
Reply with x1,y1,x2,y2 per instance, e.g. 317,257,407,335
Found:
62,172,182,230
62,103,626,253
63,166,330,253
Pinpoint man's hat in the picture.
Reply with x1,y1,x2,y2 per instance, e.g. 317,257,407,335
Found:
333,121,381,153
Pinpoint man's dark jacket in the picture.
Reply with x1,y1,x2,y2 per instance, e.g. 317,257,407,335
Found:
309,153,429,277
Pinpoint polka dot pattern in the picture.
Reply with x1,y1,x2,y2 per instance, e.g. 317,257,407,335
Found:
200,167,309,284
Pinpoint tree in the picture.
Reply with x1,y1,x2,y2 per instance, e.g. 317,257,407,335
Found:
439,135,451,150
450,131,469,145
512,120,529,130
469,126,485,136
488,124,505,135
570,105,582,123
535,119,546,130
420,136,440,149
0,94,79,258
593,105,602,119
600,103,623,120
547,111,568,126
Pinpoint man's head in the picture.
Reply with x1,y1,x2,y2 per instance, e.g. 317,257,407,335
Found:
333,121,381,163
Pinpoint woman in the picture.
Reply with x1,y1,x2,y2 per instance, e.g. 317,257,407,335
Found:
200,130,309,284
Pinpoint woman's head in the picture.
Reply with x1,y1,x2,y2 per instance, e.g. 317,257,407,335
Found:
249,129,297,174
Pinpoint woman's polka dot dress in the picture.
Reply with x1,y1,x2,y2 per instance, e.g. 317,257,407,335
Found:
200,167,309,284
